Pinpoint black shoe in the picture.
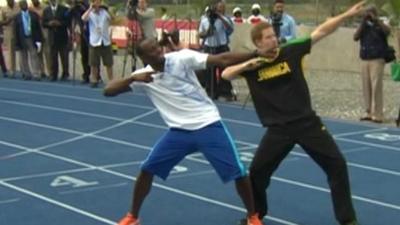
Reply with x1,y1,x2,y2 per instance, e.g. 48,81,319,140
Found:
60,74,69,81
40,73,48,79
81,79,90,84
359,116,372,121
342,220,359,225
90,82,98,88
237,218,247,225
23,75,32,80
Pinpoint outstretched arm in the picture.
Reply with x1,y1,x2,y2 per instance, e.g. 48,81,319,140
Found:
311,1,366,45
207,46,275,68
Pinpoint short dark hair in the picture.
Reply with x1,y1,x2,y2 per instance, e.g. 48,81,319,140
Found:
251,22,272,45
274,0,284,4
136,39,148,57
136,38,158,57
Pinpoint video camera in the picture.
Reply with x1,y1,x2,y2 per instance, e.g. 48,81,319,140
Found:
271,12,282,40
159,30,179,47
127,0,139,20
206,4,219,25
128,0,138,8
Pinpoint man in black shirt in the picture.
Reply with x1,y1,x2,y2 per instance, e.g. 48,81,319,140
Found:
222,2,366,225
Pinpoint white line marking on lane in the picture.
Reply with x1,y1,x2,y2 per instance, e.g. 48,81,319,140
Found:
0,181,115,224
60,183,128,195
0,198,20,204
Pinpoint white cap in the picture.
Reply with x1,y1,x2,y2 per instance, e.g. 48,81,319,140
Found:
233,7,242,14
251,4,261,10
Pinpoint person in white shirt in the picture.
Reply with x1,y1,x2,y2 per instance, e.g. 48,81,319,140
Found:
104,38,275,225
81,0,113,87
247,3,267,25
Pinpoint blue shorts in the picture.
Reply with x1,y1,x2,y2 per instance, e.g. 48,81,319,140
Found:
140,121,246,183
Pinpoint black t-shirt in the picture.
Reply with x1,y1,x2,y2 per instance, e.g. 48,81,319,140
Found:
243,37,316,126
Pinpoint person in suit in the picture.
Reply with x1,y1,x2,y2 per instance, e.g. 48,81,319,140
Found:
69,0,91,84
0,0,19,78
30,0,50,79
42,0,70,81
0,27,8,76
14,0,43,80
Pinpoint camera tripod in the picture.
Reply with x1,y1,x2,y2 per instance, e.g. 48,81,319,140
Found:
122,3,141,77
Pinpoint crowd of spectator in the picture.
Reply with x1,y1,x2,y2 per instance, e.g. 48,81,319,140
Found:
0,0,394,122
0,0,116,87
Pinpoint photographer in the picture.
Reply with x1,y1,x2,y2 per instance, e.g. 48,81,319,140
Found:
268,0,296,44
354,5,391,123
126,0,156,40
82,0,114,87
198,0,235,101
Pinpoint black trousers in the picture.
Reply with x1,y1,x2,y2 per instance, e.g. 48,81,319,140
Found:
250,115,357,224
49,44,69,80
80,37,90,82
0,44,7,73
200,45,233,99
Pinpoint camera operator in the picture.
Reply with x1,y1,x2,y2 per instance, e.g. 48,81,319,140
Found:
198,0,235,101
126,0,156,40
354,5,391,123
268,0,296,44
69,0,91,83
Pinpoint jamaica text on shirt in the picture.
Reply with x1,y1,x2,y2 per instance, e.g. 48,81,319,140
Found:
257,62,291,81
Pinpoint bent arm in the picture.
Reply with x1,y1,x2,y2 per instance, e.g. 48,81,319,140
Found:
222,58,264,80
221,61,249,80
103,77,135,97
81,6,93,22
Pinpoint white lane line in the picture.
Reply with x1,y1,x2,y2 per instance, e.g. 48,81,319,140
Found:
2,113,400,179
336,137,400,153
0,96,396,211
0,141,298,225
1,87,389,139
98,167,298,225
0,78,147,97
271,176,400,211
0,198,20,204
60,183,127,195
0,109,157,159
236,140,400,177
0,87,153,110
2,112,400,181
0,181,115,225
187,153,400,211
1,161,144,183
333,127,388,138
168,170,216,180
1,168,93,182
0,99,124,121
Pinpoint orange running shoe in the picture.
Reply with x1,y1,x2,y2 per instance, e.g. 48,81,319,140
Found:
117,213,140,225
247,213,264,225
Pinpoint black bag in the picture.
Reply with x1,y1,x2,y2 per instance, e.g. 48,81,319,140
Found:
384,45,396,63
